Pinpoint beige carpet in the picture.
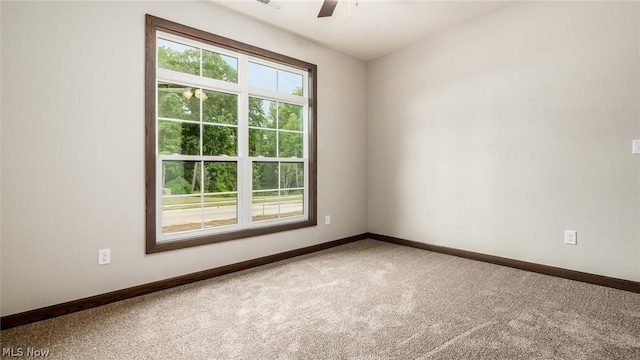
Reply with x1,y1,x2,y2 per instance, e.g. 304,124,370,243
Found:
2,239,639,359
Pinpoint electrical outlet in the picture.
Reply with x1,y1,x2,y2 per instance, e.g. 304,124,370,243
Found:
325,215,331,225
564,231,577,245
98,249,111,265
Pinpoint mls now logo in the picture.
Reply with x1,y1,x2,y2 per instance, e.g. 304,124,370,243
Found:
2,348,50,358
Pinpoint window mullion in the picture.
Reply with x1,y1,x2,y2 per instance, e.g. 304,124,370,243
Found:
276,103,281,220
278,162,282,219
237,53,251,227
248,88,306,106
157,69,242,95
199,49,205,230
200,160,205,230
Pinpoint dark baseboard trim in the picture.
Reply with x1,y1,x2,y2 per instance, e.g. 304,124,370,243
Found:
1,233,368,330
367,232,640,294
5,232,637,330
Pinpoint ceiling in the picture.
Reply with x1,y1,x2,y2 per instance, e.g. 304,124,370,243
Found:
211,0,512,61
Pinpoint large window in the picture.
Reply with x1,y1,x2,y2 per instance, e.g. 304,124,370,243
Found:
145,15,317,253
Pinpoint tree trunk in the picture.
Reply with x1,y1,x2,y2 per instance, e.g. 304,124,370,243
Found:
191,163,199,192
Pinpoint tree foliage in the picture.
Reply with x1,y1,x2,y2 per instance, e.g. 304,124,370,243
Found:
158,43,304,196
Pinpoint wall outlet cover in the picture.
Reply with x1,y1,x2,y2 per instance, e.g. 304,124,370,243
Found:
564,230,577,245
98,249,111,265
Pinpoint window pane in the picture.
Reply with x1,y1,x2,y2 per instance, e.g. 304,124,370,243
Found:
162,161,200,195
158,38,200,76
204,194,237,228
249,97,276,129
280,189,303,218
158,121,199,155
158,83,200,122
249,129,276,157
253,162,279,190
203,162,237,193
161,161,202,234
203,125,237,156
203,90,237,125
280,162,304,189
278,70,303,95
249,62,277,92
278,102,303,131
278,132,303,158
202,50,238,83
161,195,203,234
252,191,279,222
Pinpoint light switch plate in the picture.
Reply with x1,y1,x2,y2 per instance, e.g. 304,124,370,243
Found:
633,140,640,155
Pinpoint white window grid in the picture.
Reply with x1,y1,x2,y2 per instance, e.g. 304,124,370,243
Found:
155,31,310,243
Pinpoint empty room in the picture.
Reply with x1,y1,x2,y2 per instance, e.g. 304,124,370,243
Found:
1,0,639,358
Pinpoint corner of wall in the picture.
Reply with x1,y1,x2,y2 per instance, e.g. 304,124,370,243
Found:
364,1,640,281
637,1,640,281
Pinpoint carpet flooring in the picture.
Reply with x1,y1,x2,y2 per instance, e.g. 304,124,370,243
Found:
1,239,639,359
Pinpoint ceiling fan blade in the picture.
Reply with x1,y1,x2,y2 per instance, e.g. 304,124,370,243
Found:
318,0,338,18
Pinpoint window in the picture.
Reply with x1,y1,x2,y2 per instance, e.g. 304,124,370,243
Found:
145,15,317,253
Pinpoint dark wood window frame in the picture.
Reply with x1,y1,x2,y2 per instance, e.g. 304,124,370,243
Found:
145,15,317,254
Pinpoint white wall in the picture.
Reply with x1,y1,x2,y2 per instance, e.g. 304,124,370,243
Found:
368,1,640,281
0,1,368,316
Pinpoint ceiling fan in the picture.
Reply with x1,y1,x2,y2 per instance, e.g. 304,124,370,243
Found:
256,0,346,18
317,0,339,18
